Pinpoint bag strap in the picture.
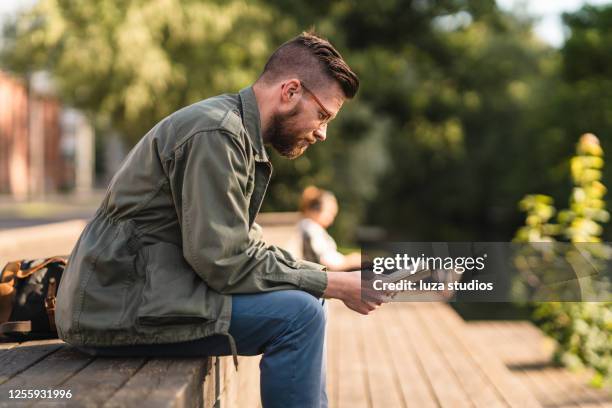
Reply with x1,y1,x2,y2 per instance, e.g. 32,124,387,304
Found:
44,277,58,332
15,257,67,279
0,321,32,334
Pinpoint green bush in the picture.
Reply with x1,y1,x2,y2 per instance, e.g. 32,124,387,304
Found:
533,302,611,387
515,134,612,388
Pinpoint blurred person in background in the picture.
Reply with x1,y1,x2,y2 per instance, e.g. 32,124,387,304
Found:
299,186,361,271
298,185,362,408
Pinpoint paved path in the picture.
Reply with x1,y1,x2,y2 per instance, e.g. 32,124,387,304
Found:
0,193,101,230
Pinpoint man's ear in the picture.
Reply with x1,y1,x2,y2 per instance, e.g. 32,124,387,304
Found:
280,79,301,103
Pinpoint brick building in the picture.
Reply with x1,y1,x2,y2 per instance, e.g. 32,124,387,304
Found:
0,70,94,199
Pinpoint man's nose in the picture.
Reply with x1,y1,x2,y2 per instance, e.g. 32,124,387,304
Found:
314,124,327,141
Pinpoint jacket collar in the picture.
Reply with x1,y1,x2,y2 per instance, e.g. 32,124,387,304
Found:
239,86,269,162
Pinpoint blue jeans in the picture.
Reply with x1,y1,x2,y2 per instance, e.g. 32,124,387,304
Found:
77,290,328,408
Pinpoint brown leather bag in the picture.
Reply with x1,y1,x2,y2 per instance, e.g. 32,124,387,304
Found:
0,256,67,340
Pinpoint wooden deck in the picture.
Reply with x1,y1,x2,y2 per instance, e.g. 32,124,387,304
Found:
1,302,610,407
468,321,612,408
326,301,544,408
0,339,261,407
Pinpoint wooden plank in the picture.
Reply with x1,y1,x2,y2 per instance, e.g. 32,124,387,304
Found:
504,321,612,408
354,318,374,408
217,356,232,406
429,306,541,408
219,356,231,397
556,368,612,407
32,356,147,408
335,304,369,408
0,346,93,408
393,303,472,408
544,370,597,408
469,322,557,407
200,355,260,408
411,304,505,408
234,356,260,408
483,322,576,407
327,301,341,408
555,369,612,408
203,357,216,408
0,340,64,386
0,346,91,388
377,303,438,408
103,358,209,408
519,321,612,407
358,307,405,408
494,321,574,407
219,358,234,408
498,321,587,408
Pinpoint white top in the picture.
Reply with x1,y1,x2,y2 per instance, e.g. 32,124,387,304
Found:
298,218,344,266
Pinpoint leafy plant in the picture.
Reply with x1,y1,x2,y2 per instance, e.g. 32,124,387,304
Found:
515,133,612,388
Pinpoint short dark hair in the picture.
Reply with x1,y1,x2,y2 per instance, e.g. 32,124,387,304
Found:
258,31,359,99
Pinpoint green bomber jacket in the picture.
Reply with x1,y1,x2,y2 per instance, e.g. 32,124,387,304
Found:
56,87,328,347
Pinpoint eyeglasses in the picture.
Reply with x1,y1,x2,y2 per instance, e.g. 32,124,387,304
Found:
300,81,333,126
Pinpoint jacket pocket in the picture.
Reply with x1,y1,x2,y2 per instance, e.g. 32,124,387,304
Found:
136,242,216,326
62,217,141,333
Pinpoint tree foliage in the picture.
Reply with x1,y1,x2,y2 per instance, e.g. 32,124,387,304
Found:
2,1,612,246
2,0,289,144
267,0,566,241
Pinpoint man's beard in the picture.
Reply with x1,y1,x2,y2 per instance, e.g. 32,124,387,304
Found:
265,106,310,159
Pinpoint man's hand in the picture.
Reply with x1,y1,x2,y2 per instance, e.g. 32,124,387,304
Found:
323,270,383,315
342,298,381,315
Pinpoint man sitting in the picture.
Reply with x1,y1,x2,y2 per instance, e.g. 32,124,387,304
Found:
56,31,381,408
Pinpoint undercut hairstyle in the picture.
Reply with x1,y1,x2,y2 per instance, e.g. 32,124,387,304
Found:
258,31,359,99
